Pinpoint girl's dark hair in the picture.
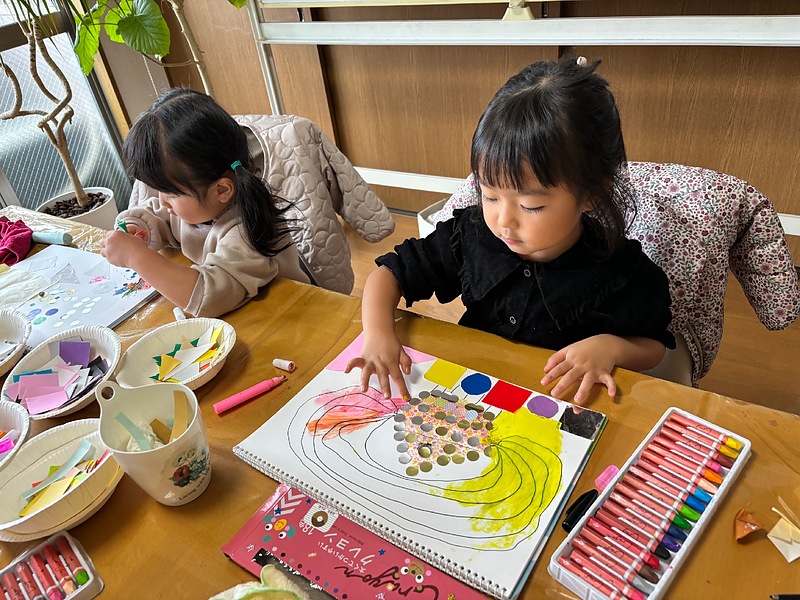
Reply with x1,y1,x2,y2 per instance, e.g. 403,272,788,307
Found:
470,56,635,255
123,87,291,257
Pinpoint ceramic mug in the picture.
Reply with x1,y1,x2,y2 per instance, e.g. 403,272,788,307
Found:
95,381,211,506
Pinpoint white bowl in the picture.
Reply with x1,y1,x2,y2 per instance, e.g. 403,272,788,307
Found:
115,318,235,390
0,418,122,542
0,310,31,378
0,325,121,420
0,401,31,474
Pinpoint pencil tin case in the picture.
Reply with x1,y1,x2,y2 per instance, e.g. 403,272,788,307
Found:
548,407,752,600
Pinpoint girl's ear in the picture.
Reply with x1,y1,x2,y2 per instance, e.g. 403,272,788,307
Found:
212,176,236,205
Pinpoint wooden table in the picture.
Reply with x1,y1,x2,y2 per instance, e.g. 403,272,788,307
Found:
1,206,798,599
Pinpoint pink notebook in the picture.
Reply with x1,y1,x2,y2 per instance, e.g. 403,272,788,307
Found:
222,483,488,600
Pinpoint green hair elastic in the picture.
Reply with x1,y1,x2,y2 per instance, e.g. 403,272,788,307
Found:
230,160,242,170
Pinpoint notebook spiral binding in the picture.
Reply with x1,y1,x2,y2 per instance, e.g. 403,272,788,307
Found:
233,445,510,600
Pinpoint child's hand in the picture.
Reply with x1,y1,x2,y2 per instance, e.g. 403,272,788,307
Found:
100,229,148,268
541,335,618,404
344,333,412,400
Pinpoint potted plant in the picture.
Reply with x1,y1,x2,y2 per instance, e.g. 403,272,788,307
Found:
0,0,170,228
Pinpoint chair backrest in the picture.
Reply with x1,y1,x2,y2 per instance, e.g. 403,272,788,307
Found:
431,163,800,383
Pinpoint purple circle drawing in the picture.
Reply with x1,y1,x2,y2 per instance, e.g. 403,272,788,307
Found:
527,395,559,418
461,373,492,395
27,308,42,318
45,308,59,316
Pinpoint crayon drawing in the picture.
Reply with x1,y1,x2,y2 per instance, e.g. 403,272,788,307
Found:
236,334,606,599
11,245,158,349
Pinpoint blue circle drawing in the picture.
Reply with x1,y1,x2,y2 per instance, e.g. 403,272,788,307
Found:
461,373,492,395
45,308,59,316
27,308,42,318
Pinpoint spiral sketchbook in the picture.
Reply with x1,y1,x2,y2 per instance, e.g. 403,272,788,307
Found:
233,334,606,600
9,245,157,350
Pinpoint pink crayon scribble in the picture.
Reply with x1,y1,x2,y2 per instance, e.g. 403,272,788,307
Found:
90,276,109,283
307,386,403,439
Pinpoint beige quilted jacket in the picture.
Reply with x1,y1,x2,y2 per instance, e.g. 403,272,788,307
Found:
130,114,395,295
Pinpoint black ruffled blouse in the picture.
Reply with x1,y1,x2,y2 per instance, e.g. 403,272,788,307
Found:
376,207,675,352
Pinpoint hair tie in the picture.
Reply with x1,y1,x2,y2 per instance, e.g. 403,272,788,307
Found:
576,56,588,67
230,160,243,170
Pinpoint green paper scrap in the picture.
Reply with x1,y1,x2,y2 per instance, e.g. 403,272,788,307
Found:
115,411,153,451
21,439,94,501
153,355,162,366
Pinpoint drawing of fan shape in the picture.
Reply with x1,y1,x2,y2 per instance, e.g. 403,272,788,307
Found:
394,390,496,477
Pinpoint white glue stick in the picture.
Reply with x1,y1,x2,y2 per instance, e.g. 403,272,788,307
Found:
272,358,295,373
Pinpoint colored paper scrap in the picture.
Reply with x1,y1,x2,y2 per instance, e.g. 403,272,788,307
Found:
326,333,436,371
170,391,189,442
734,504,764,541
423,359,467,390
768,499,800,562
59,340,91,367
115,412,153,451
150,418,172,445
482,379,532,412
21,439,94,500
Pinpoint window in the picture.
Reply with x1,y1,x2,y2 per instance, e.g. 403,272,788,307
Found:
0,4,131,210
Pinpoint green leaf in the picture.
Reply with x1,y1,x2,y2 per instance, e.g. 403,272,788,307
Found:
74,12,101,74
104,0,130,43
227,0,246,8
116,0,170,56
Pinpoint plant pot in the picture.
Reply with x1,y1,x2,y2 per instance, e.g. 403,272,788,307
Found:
35,187,118,230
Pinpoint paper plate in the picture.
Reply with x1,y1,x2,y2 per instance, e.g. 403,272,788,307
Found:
0,325,121,420
0,401,31,474
0,310,31,378
115,317,235,390
0,419,122,542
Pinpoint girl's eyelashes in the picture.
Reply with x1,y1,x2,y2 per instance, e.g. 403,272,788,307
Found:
521,205,544,213
480,194,496,203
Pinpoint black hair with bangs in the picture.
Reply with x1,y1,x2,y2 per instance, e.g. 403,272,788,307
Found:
123,87,291,257
470,56,635,255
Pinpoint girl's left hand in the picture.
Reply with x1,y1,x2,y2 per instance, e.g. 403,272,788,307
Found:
100,229,147,268
541,335,618,404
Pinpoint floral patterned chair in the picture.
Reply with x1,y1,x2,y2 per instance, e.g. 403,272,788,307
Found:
428,162,800,386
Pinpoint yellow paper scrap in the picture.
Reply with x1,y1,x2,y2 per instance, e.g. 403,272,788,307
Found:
20,476,75,516
150,418,172,444
196,347,218,364
210,326,223,345
424,359,467,390
158,354,183,381
171,391,189,442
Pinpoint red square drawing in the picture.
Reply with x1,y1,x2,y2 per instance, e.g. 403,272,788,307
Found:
482,380,531,413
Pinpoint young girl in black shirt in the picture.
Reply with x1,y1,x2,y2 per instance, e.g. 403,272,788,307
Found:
346,57,674,405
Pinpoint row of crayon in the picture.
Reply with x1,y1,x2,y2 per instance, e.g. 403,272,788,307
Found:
1,536,89,600
557,411,745,600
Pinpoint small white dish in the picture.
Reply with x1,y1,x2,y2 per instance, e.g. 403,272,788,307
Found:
0,401,31,474
115,317,235,390
0,310,31,378
0,418,122,542
0,325,121,420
